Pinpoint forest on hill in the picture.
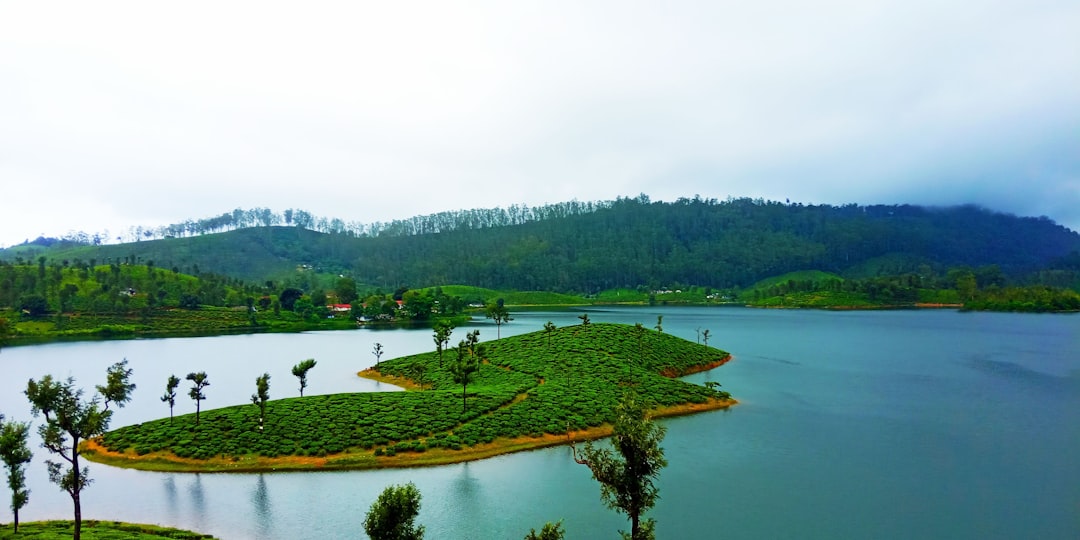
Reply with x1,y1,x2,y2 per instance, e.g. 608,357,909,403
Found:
2,196,1078,294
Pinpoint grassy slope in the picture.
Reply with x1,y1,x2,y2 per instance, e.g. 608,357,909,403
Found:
89,324,733,472
426,285,588,305
2,307,358,346
0,521,215,539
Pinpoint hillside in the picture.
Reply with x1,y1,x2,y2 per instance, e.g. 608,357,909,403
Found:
4,197,1078,293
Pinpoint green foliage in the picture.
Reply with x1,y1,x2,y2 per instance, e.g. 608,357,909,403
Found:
574,392,666,540
0,413,33,533
160,375,180,422
25,364,134,540
97,360,136,411
964,285,1080,312
0,519,216,539
524,521,565,540
363,483,425,540
97,324,730,466
186,372,209,425
291,358,317,397
251,373,270,427
485,303,513,338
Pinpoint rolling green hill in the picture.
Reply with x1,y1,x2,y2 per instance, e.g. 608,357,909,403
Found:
4,197,1078,294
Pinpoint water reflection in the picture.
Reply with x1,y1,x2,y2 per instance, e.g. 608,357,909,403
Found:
188,474,206,532
162,475,178,523
252,474,272,539
452,462,485,527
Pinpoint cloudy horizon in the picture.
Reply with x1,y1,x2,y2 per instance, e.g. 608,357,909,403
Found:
2,1,1078,247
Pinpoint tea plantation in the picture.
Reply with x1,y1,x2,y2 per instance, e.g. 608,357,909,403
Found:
95,323,731,465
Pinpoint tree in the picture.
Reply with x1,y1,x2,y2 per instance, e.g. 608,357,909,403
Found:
18,294,48,317
0,317,12,350
702,329,711,347
363,482,425,540
373,342,384,368
433,321,453,367
571,392,667,540
578,313,591,326
25,366,134,540
450,341,479,412
654,315,663,333
0,414,32,534
97,359,136,411
543,321,556,349
485,302,513,339
251,373,270,429
279,288,303,311
160,374,180,423
524,521,565,540
334,277,358,305
411,363,427,391
186,372,210,425
292,358,317,397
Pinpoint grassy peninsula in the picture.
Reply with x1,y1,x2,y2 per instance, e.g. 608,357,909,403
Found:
86,323,734,472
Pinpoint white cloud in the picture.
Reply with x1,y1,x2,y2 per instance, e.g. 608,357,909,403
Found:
2,0,1079,247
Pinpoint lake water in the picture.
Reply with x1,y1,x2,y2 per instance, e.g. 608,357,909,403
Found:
0,307,1077,539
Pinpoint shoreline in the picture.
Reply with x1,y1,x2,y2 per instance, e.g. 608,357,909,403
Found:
83,355,736,474
81,396,737,473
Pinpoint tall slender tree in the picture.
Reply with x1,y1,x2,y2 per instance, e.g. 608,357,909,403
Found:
372,343,384,368
485,302,513,339
25,364,134,540
702,329,711,347
0,414,33,534
433,321,453,367
251,373,270,429
160,374,180,423
186,372,209,425
571,392,667,540
291,358,317,397
450,341,479,412
543,321,557,349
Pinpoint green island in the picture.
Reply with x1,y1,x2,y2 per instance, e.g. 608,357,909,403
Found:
84,323,734,472
0,520,215,539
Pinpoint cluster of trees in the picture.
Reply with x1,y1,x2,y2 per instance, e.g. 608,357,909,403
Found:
0,258,252,316
16,199,611,248
354,287,467,322
738,266,1080,311
0,356,323,538
0,360,137,539
345,198,1080,293
362,390,668,540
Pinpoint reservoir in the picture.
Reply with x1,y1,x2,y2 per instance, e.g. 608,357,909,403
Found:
0,307,1077,539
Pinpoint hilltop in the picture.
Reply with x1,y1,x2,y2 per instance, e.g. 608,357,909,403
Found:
3,198,1077,294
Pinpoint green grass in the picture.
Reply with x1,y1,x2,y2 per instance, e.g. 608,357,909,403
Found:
95,324,731,469
0,520,215,539
745,270,844,291
423,285,588,306
3,307,357,346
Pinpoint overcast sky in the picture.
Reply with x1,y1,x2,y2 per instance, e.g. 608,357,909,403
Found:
2,1,1078,247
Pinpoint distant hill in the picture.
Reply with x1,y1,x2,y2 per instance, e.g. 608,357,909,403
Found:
3,197,1078,292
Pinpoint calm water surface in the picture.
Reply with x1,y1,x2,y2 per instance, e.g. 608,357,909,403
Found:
0,307,1077,539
